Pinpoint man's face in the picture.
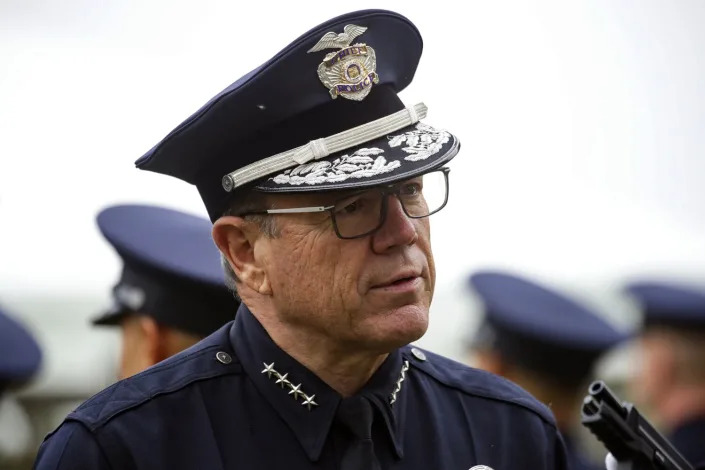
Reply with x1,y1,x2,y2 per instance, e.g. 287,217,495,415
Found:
632,329,673,410
258,187,436,353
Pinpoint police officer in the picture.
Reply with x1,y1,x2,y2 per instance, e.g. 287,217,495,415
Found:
0,305,41,397
94,204,238,379
467,271,628,470
35,10,569,469
625,281,705,468
0,304,41,464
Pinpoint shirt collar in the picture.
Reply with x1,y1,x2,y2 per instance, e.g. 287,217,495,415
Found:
230,304,408,461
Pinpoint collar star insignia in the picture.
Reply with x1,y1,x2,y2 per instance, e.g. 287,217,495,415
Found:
301,394,319,411
389,360,410,405
261,362,276,378
288,383,304,400
261,362,319,411
275,372,290,388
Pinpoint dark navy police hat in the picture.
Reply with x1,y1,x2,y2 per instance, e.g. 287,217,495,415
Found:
469,271,628,386
0,305,42,390
625,281,705,329
136,10,460,222
94,204,238,337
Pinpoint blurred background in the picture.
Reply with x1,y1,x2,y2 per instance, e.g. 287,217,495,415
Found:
1,0,704,467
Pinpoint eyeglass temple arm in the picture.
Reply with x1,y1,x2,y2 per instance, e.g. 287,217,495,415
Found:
240,206,335,216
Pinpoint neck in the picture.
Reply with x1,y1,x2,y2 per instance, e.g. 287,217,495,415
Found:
550,398,582,432
246,299,388,397
657,384,705,429
506,368,581,431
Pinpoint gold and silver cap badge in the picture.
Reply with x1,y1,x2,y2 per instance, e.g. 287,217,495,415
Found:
308,24,379,101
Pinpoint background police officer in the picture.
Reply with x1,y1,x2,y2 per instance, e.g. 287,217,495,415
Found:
0,304,41,467
94,204,238,378
467,270,627,470
626,281,705,468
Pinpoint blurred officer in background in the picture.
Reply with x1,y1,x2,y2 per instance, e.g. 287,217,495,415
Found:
626,281,705,468
0,305,41,398
468,271,628,470
0,304,42,465
95,204,239,379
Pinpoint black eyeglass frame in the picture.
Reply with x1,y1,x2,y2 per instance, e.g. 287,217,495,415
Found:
239,166,450,239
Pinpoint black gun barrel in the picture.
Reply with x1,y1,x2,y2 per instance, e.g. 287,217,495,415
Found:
582,395,600,418
588,380,627,419
582,380,695,470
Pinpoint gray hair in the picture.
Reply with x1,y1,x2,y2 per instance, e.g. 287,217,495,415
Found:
220,190,279,298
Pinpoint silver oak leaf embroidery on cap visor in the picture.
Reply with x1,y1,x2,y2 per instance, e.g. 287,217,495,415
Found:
269,123,450,186
271,148,399,186
388,123,451,162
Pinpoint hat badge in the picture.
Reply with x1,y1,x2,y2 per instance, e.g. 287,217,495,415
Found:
114,284,146,311
308,24,379,101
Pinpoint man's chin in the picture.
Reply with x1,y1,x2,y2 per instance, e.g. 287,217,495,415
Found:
366,304,429,349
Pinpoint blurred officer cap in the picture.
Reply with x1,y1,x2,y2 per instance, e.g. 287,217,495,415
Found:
469,271,628,386
93,204,238,337
626,280,705,330
0,305,42,391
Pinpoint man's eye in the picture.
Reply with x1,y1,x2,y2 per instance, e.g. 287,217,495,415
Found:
335,197,364,215
400,183,422,196
342,201,361,214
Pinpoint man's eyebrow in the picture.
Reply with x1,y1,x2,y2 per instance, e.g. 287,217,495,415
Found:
309,179,421,205
312,188,367,204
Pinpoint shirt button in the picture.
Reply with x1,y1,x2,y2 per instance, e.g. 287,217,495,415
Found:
411,347,426,361
216,351,232,364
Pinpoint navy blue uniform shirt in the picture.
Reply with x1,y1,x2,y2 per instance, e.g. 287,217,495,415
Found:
563,435,602,470
35,304,568,469
670,416,705,468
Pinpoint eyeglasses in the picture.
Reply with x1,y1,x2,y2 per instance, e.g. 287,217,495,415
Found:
240,167,450,239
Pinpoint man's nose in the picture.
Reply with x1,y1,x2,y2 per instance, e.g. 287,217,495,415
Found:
371,195,418,253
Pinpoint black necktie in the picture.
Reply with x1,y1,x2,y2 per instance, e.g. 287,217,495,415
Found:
334,396,381,470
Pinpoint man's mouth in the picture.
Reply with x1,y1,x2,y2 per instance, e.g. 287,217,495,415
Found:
371,270,423,291
388,276,417,286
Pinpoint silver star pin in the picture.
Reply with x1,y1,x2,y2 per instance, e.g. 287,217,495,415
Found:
302,394,318,411
275,372,290,388
288,383,304,400
261,362,276,378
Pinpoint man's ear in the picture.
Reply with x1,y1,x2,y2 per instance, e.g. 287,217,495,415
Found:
212,216,271,295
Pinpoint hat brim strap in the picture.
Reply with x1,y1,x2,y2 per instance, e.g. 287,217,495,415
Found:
222,103,427,192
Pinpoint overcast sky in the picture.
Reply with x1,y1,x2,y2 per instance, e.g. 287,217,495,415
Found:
2,1,705,368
